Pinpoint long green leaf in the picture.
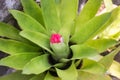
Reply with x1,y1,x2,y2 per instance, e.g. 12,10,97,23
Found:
108,61,120,79
44,72,61,80
55,0,78,44
99,46,120,69
78,71,112,80
86,39,117,53
59,23,74,44
0,52,39,70
58,0,78,44
41,0,61,32
0,22,35,45
10,10,47,34
71,44,98,59
60,0,78,26
30,73,46,80
56,62,78,80
75,0,102,30
0,39,39,55
21,0,44,26
0,71,33,80
0,22,21,40
80,59,106,75
20,31,53,54
99,6,120,39
71,12,111,44
23,54,51,74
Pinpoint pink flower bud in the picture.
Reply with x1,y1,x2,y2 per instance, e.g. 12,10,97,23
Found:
50,33,63,44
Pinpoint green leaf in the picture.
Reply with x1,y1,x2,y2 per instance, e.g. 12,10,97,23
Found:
0,52,39,70
30,73,46,80
112,32,120,40
0,71,33,80
71,44,98,59
99,6,120,40
21,0,44,26
59,23,73,44
59,0,78,26
77,71,112,80
55,0,61,4
58,0,78,44
0,22,35,45
0,22,22,41
108,61,120,79
0,39,39,55
80,59,106,75
20,31,53,54
23,54,51,74
56,62,78,80
71,12,111,44
86,39,117,53
87,54,103,62
10,10,47,34
99,46,120,69
75,0,102,30
41,0,61,32
44,72,61,80
54,62,69,69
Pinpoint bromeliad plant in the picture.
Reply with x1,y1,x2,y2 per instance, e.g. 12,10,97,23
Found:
0,0,120,80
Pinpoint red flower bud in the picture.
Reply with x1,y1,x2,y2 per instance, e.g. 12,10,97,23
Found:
50,33,63,44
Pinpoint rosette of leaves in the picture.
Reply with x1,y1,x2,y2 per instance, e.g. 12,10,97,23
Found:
0,0,120,80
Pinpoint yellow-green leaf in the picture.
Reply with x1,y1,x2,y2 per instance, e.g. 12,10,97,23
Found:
0,22,21,41
80,59,106,75
21,0,44,26
108,61,120,79
59,0,78,26
99,46,120,69
0,39,39,55
0,22,35,45
71,12,111,44
0,52,39,70
44,72,61,80
71,44,98,59
86,39,117,53
23,54,51,74
10,10,46,34
41,0,61,32
56,62,78,80
0,71,33,80
20,30,53,54
78,71,112,80
30,73,46,80
75,0,103,30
